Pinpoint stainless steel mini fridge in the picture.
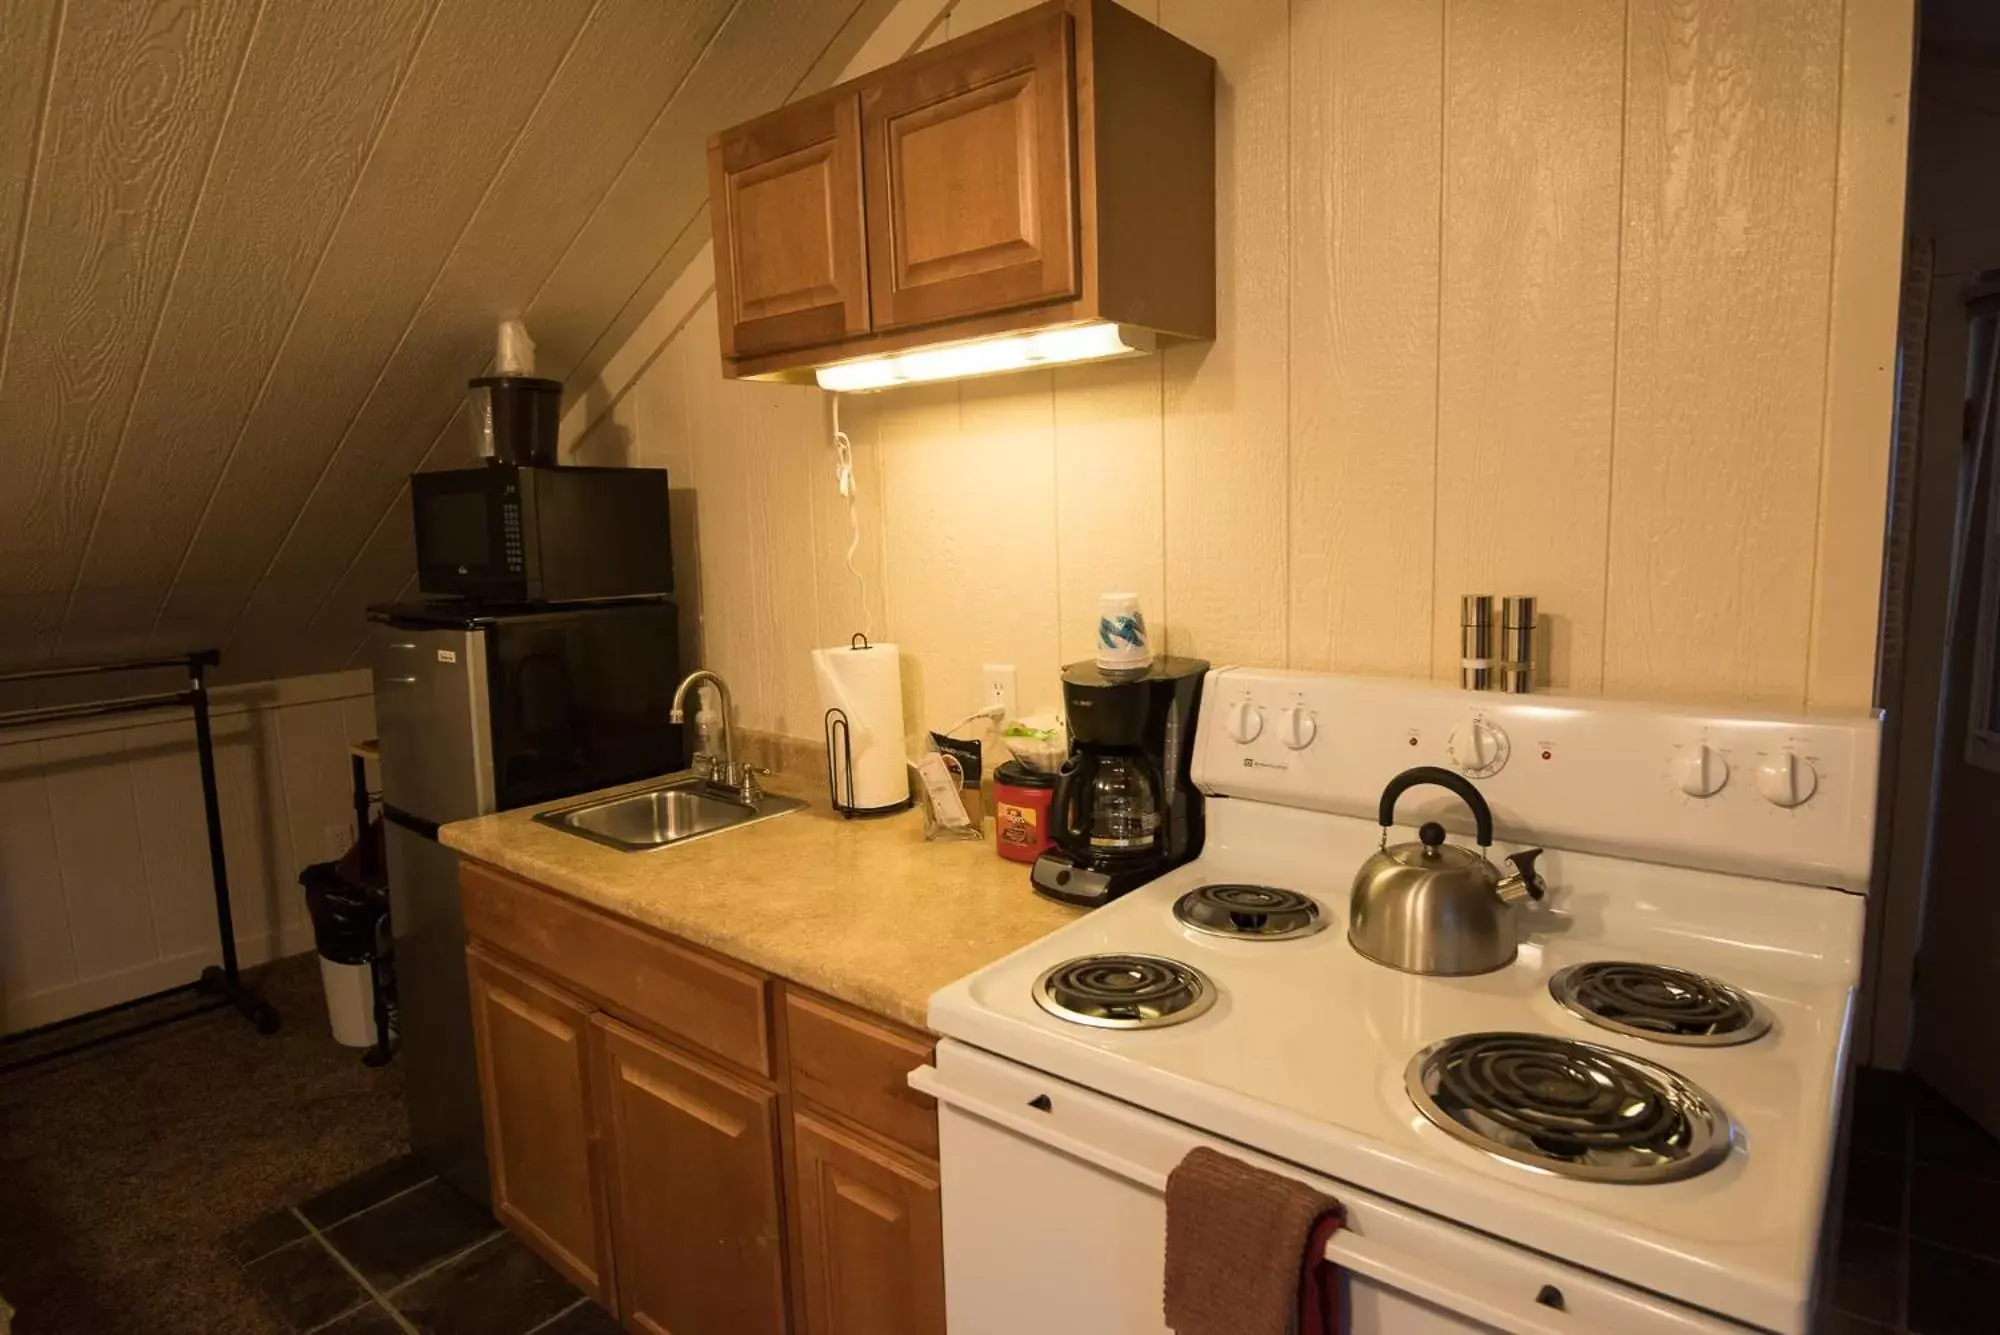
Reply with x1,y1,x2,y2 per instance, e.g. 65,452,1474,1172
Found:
369,598,683,1204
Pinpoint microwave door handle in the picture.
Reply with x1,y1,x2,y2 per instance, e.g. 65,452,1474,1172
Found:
909,1066,1594,1335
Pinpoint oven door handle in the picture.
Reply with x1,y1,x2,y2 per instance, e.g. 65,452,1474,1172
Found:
910,1065,1583,1335
911,1062,1168,1188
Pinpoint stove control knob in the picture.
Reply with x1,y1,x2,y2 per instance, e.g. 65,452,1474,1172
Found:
1675,743,1729,798
1277,704,1317,751
1756,749,1818,808
1447,718,1509,777
1225,699,1265,745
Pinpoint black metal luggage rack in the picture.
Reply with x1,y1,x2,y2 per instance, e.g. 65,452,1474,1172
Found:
0,651,279,1074
344,738,396,1069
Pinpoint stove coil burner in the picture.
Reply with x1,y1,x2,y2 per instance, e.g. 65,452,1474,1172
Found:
1406,1032,1732,1184
1033,954,1217,1030
1173,884,1325,941
1550,961,1771,1047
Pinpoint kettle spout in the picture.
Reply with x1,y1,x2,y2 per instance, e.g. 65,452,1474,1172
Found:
1496,848,1547,906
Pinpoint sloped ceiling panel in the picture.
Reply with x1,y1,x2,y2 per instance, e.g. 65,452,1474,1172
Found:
0,0,881,685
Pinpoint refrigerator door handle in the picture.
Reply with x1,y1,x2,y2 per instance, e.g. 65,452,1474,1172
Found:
381,805,441,840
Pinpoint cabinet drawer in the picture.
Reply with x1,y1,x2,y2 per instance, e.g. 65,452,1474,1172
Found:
786,990,937,1157
461,860,772,1077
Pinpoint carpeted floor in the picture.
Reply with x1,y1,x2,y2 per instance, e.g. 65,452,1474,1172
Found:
0,954,407,1334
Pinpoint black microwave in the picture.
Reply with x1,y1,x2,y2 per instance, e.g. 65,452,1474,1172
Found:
411,463,673,602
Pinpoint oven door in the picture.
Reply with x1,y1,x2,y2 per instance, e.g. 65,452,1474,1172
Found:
412,467,526,600
913,1041,1749,1335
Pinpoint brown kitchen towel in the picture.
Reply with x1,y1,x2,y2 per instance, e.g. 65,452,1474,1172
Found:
1163,1147,1345,1335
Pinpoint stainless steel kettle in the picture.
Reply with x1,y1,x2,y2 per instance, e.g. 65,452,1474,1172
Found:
1347,766,1546,975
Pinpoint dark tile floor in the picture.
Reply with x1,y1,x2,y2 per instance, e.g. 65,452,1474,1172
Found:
0,953,407,1334
227,1155,620,1335
1823,1068,2000,1334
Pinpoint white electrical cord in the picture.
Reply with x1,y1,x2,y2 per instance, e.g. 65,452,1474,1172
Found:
937,704,1006,738
831,393,876,639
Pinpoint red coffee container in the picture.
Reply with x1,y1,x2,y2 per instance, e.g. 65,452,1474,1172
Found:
992,761,1056,863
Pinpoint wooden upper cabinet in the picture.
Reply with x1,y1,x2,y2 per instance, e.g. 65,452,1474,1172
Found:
861,7,1078,332
792,1112,946,1335
709,93,869,358
465,945,616,1307
592,1014,788,1335
709,0,1214,382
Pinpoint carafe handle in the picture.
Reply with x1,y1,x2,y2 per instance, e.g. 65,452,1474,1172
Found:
1051,759,1086,844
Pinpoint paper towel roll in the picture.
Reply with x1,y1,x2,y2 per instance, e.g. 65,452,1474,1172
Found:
813,641,910,811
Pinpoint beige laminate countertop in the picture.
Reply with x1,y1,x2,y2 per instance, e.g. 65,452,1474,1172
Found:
438,775,1082,1030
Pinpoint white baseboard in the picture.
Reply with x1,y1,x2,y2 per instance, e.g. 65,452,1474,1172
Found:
0,919,320,1036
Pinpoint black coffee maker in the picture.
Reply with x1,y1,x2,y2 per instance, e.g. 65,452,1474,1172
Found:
1032,656,1208,906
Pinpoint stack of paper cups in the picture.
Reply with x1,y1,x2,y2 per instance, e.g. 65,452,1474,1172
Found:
812,640,910,811
1096,592,1153,675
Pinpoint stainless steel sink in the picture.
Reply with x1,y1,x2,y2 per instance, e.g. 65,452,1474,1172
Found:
534,775,806,852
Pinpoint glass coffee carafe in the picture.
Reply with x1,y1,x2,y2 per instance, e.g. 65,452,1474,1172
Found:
1053,748,1164,866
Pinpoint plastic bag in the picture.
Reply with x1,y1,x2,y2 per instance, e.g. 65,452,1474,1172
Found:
914,734,982,842
1000,713,1068,773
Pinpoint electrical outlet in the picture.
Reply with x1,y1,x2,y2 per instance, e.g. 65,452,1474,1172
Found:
982,663,1017,719
325,822,355,861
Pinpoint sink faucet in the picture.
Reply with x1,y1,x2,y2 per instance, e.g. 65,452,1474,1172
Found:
670,669,739,788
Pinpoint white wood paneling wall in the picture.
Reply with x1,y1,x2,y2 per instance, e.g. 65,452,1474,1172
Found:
0,672,375,1035
569,0,1913,735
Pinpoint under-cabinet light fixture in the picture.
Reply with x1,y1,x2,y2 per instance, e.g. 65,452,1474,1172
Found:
814,321,1155,393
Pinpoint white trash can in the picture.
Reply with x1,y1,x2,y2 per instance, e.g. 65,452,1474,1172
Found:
302,862,389,1049
318,956,380,1048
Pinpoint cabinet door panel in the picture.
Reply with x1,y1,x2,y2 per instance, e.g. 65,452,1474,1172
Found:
593,1015,787,1335
793,1112,945,1335
465,945,614,1305
862,8,1077,330
710,93,869,358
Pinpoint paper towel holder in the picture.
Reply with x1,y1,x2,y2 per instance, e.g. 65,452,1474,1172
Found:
824,705,914,819
824,633,912,818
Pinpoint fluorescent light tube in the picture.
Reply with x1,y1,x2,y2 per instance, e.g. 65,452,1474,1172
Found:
814,322,1153,393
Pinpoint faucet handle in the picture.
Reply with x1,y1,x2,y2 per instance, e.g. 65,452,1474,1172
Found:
689,751,718,781
736,765,770,804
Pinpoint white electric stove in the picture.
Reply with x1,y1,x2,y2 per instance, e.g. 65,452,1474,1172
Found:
921,669,1880,1335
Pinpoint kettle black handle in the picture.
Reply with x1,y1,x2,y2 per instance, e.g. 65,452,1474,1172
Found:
1378,765,1493,848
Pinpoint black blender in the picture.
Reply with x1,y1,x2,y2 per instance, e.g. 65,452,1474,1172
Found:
1032,657,1208,906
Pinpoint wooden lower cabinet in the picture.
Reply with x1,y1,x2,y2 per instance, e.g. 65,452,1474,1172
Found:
593,1013,788,1335
791,1112,946,1335
462,863,946,1335
465,945,615,1306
